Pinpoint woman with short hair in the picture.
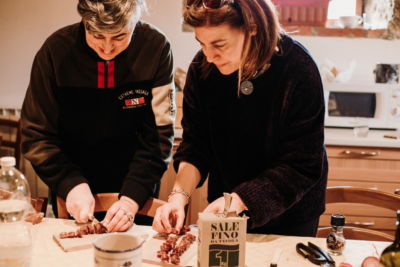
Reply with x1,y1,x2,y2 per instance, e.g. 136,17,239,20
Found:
22,0,175,232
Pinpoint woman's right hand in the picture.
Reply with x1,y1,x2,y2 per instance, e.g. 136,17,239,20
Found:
65,183,95,223
152,195,187,233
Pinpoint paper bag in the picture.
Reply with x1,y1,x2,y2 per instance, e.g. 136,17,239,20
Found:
197,212,247,267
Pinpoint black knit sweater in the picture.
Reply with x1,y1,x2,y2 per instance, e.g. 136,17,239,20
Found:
174,34,328,231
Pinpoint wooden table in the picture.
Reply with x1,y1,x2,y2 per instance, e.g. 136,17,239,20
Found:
30,218,389,267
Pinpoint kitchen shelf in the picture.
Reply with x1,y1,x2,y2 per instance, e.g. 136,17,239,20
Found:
283,25,386,38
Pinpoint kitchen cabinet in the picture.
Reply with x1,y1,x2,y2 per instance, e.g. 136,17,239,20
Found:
160,92,400,228
160,143,400,229
320,145,400,236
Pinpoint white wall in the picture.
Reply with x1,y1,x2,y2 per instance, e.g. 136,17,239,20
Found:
0,0,80,109
141,0,200,74
295,36,400,84
1,0,400,109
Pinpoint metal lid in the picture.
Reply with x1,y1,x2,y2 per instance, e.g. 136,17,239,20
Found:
331,214,345,226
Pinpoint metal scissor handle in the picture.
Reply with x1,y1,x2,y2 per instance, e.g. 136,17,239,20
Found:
308,242,335,265
296,242,335,266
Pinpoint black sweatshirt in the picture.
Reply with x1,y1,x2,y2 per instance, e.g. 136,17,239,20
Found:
21,21,175,209
174,35,328,230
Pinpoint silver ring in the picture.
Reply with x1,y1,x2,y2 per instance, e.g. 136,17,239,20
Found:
125,213,134,222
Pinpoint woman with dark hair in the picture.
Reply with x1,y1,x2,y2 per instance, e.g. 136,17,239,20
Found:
153,0,328,236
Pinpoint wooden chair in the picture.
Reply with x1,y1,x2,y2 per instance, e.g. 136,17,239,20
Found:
0,118,21,168
31,197,48,214
0,118,47,214
317,226,393,242
56,193,166,219
317,186,400,241
1,187,47,214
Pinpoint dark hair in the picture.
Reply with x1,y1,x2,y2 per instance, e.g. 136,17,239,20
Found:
77,0,147,34
184,0,281,82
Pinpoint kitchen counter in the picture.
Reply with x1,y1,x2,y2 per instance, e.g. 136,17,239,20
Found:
325,128,400,148
175,127,400,148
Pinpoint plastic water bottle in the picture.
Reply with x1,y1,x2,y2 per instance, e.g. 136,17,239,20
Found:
0,156,32,267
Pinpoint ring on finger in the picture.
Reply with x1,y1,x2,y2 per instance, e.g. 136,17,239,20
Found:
125,213,134,222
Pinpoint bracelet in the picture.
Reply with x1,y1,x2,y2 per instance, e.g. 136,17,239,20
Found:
168,188,190,201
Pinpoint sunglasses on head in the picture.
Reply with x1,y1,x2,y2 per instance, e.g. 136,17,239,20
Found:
186,0,234,9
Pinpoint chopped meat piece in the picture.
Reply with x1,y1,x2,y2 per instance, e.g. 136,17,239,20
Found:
59,231,82,238
24,212,44,225
59,222,108,239
156,226,196,265
170,225,191,235
170,254,180,265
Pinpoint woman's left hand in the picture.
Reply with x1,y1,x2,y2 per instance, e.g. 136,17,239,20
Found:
203,193,247,214
102,196,139,232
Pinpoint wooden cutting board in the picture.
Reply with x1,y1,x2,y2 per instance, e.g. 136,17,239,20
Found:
53,225,197,266
52,224,155,252
53,233,103,252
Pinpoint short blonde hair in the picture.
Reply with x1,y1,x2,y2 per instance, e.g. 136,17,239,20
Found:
77,0,147,33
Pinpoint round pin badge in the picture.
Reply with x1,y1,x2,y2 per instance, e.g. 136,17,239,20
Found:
240,80,254,95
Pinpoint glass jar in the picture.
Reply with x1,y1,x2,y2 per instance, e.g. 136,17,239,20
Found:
326,213,346,256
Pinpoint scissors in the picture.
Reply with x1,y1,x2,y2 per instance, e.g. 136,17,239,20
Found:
296,242,336,267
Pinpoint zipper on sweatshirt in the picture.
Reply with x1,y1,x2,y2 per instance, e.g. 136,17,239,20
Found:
97,60,115,89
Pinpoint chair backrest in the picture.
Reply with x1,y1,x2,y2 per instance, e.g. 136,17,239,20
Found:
1,187,47,214
318,186,400,241
317,226,394,242
31,197,48,214
0,118,21,168
56,193,166,219
326,186,400,210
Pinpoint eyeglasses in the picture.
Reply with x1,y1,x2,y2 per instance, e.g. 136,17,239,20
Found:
186,0,234,9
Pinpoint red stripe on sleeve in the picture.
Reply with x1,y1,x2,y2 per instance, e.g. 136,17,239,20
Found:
97,62,105,88
107,60,115,88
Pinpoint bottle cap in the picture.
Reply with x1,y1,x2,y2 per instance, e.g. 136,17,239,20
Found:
0,156,16,167
331,214,345,226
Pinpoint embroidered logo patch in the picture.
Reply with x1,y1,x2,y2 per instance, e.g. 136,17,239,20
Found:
124,97,145,109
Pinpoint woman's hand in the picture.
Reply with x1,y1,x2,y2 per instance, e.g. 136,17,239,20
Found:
66,183,95,223
153,194,187,233
102,196,139,232
203,193,247,214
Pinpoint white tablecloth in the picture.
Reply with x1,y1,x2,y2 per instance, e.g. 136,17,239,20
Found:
30,218,389,267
